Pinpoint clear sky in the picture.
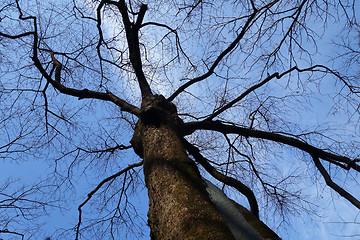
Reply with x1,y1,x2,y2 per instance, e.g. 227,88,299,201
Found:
1,0,359,239
1,160,359,239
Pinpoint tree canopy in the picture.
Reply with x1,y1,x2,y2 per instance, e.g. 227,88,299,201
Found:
0,0,359,239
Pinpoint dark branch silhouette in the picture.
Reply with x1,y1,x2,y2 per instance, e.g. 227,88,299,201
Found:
183,138,260,218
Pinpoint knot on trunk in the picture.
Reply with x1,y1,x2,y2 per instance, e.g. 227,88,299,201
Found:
140,105,167,128
140,94,181,128
142,94,177,113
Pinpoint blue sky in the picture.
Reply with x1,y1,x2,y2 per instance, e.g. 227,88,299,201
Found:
1,158,359,240
1,0,360,239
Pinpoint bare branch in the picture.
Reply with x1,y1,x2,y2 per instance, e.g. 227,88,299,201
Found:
112,0,152,98
168,9,258,101
75,160,143,240
2,1,142,116
34,53,141,116
50,52,62,83
77,144,132,156
0,229,24,240
184,120,360,172
311,155,360,209
206,65,358,120
0,31,34,39
141,22,195,68
182,138,260,219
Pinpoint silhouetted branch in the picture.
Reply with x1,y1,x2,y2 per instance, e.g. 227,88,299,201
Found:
168,8,258,101
34,53,141,116
75,160,143,240
184,120,360,172
311,155,360,209
0,229,24,240
206,65,359,120
140,22,195,69
113,0,152,98
2,1,142,117
0,31,34,39
182,138,260,219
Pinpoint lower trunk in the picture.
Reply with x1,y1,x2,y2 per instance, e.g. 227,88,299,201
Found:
134,122,235,239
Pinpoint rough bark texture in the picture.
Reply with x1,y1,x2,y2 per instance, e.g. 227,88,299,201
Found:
231,200,282,240
131,95,235,239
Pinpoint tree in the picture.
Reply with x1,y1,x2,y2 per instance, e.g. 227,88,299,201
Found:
0,0,359,239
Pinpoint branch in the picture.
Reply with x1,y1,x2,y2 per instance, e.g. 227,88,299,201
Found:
114,0,152,98
182,138,260,219
78,144,132,155
185,120,360,210
141,22,195,69
33,54,141,116
0,31,34,39
311,155,360,209
135,4,147,28
0,229,24,240
168,9,258,101
206,65,354,120
184,120,360,172
51,52,62,83
75,160,144,240
6,1,141,116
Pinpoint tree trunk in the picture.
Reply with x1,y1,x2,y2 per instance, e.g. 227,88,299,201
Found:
130,95,235,239
130,95,280,239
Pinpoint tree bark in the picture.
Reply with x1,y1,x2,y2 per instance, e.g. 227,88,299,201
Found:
131,95,235,239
